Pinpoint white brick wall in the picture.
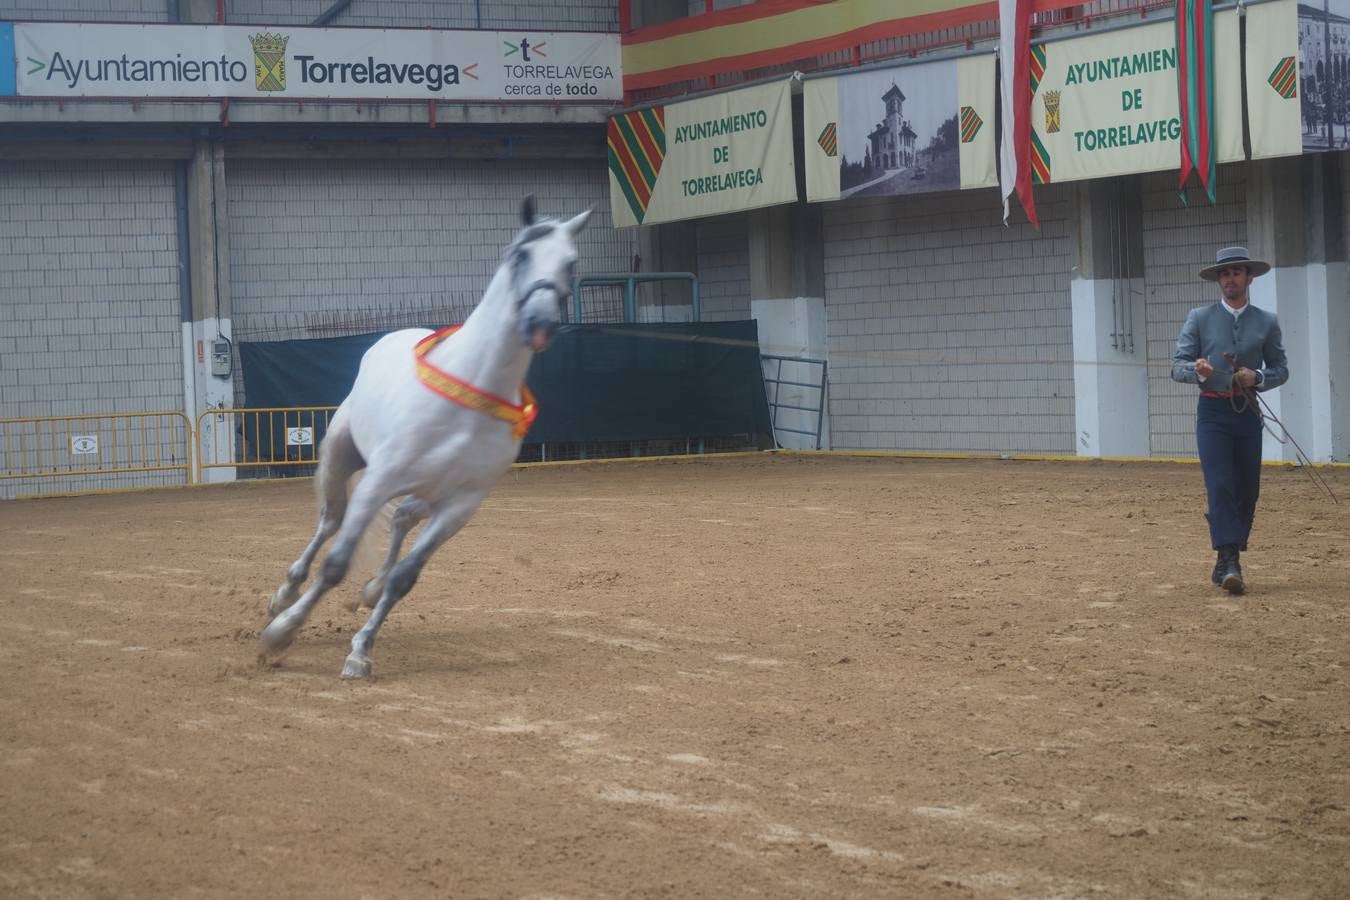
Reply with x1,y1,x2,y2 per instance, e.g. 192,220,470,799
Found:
1140,164,1247,458
694,213,751,322
0,0,167,21
0,160,186,497
226,0,617,29
226,156,632,326
821,185,1076,454
0,161,183,421
0,1,618,29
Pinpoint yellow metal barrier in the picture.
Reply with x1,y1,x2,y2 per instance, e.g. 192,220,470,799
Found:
0,411,195,497
196,407,338,479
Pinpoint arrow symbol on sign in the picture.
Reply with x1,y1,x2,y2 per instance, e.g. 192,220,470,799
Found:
26,57,46,75
463,63,478,80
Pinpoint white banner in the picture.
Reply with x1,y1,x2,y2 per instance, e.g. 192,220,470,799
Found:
12,23,620,101
607,79,797,228
1027,13,1243,184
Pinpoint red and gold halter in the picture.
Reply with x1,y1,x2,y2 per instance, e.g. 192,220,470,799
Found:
413,326,538,439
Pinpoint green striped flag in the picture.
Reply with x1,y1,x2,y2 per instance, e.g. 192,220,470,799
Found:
1175,0,1216,205
607,107,666,225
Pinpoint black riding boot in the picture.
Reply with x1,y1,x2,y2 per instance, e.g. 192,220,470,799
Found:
1211,550,1225,585
1217,545,1244,595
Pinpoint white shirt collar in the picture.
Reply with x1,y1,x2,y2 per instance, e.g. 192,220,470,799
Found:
1220,298,1248,317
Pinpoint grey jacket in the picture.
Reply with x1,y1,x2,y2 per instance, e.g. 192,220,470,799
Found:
1171,301,1289,393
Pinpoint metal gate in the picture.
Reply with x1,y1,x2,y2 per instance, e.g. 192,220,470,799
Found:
0,411,194,498
761,354,829,450
197,406,338,480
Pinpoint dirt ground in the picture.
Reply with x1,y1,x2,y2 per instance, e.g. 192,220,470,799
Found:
1,454,1348,899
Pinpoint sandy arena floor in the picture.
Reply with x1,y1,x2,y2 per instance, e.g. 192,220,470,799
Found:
1,454,1348,899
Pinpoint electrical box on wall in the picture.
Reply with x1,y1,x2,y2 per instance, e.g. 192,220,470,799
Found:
211,339,232,378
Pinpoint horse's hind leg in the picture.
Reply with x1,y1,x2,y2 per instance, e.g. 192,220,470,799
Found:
342,491,489,679
261,467,398,657
347,496,431,612
268,418,364,618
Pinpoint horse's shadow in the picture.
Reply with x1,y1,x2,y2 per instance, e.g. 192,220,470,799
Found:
256,621,557,681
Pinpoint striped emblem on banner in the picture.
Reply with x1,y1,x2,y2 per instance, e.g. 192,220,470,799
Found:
1030,129,1050,184
817,122,838,157
1267,56,1297,99
959,106,983,143
607,107,666,224
1029,43,1047,94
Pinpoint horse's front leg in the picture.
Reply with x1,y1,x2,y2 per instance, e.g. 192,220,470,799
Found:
342,492,488,680
260,474,393,657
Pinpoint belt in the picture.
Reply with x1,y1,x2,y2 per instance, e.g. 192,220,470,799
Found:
1200,390,1236,399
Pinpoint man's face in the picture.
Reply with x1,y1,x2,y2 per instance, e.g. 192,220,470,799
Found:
1216,265,1253,302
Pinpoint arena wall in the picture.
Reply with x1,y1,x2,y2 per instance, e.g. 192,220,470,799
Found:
0,0,166,22
0,160,183,421
820,185,1076,455
227,157,633,337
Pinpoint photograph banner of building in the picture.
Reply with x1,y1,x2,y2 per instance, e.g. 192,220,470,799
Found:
1251,0,1350,157
606,78,796,228
803,54,996,202
1028,12,1243,184
9,22,620,101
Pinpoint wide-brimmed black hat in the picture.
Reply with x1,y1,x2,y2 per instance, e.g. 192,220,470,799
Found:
1199,246,1272,281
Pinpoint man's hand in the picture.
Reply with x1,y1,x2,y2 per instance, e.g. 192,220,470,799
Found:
1233,367,1258,389
1194,358,1214,380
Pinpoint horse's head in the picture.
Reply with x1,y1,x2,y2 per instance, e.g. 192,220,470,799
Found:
509,196,591,352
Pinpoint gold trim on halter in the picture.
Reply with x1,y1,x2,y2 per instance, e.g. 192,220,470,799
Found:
413,327,538,439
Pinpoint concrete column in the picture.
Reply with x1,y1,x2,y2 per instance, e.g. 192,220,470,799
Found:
183,139,235,482
749,203,828,448
1070,177,1150,457
1246,154,1348,462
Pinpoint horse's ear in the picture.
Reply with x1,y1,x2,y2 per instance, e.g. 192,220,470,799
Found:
564,207,592,235
520,195,537,226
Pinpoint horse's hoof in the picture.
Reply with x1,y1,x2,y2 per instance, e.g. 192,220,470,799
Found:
260,614,299,655
340,653,372,680
269,582,298,617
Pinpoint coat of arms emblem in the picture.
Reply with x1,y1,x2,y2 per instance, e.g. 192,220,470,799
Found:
250,33,288,92
1043,90,1061,134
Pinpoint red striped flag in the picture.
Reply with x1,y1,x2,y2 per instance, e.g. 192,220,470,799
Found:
607,107,666,224
1175,0,1216,205
999,0,1039,228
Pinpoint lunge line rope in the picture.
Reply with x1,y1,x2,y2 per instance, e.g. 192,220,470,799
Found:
1222,351,1338,504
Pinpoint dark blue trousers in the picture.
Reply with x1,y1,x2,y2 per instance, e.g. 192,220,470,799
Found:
1196,396,1264,550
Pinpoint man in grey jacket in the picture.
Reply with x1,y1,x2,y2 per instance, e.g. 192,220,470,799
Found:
1171,247,1289,594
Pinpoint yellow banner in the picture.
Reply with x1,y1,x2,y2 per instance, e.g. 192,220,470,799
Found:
803,54,996,203
1028,12,1242,185
607,79,797,228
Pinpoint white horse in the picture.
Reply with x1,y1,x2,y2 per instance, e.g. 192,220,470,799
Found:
261,196,590,679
